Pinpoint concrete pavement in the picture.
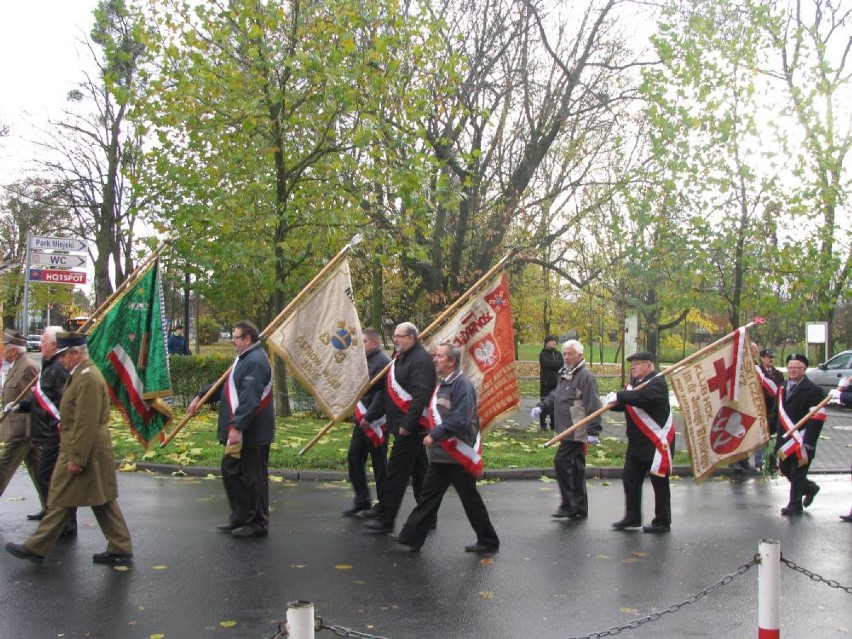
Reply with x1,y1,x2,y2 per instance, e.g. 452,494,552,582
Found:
1,465,851,638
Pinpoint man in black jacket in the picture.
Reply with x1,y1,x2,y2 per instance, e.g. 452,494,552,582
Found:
344,328,391,516
14,327,76,535
771,353,825,516
188,320,274,538
606,352,674,534
538,336,562,431
363,322,436,534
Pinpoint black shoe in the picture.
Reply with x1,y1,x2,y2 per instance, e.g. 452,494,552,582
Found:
803,485,820,508
551,510,573,519
361,507,383,519
231,526,268,538
216,523,242,532
464,542,499,554
570,512,588,520
343,502,372,517
840,513,852,522
363,519,392,534
611,519,641,530
642,523,671,534
60,527,77,538
5,542,45,564
92,551,133,565
780,506,803,516
27,510,46,521
392,535,422,552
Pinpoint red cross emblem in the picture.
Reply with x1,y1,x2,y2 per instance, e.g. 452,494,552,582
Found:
707,357,734,399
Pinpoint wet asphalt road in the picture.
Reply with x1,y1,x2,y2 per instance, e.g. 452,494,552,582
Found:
1,468,851,639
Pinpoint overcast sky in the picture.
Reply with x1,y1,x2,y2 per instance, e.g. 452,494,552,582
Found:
0,1,98,180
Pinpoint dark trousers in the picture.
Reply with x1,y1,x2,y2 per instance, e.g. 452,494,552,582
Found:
36,438,77,530
621,452,671,526
779,455,817,508
554,440,588,516
26,499,132,557
347,425,388,506
398,462,499,549
221,443,270,532
377,432,427,527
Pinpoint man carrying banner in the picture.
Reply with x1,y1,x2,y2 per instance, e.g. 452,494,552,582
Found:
395,342,499,553
188,320,274,538
12,327,77,535
0,330,41,503
605,352,674,534
345,328,391,516
531,339,602,520
364,322,436,534
6,332,133,565
771,353,825,516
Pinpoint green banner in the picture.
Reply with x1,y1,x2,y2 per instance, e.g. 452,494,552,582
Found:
87,261,173,446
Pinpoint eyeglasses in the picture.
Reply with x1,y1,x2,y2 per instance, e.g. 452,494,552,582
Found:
392,333,413,339
231,333,248,340
786,365,806,370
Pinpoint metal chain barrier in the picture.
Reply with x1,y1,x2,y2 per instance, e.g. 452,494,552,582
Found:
780,554,852,595
564,556,759,639
267,617,392,639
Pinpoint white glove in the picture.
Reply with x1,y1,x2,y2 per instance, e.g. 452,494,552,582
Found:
828,389,841,401
604,392,618,405
587,435,599,445
530,406,542,419
3,402,18,414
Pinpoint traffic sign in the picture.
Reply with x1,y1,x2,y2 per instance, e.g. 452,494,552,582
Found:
28,268,87,285
30,251,88,269
29,236,87,253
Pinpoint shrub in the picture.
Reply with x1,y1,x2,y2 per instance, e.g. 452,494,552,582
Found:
197,316,222,345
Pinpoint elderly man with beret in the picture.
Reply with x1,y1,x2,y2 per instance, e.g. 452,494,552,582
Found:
0,329,42,504
604,351,674,534
770,353,825,516
6,332,133,565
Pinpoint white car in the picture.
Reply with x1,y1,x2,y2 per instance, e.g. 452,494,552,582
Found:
26,335,41,352
806,350,852,392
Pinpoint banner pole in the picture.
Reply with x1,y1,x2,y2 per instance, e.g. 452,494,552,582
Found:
543,318,766,448
781,394,831,439
297,251,516,456
0,372,39,423
161,236,362,448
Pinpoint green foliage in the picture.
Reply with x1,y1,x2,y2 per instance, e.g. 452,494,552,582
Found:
168,353,231,400
196,316,221,346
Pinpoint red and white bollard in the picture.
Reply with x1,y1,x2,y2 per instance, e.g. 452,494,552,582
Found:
286,600,315,639
758,539,780,639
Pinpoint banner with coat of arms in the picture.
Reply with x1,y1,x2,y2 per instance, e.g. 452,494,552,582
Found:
669,327,769,482
266,258,369,422
424,272,519,431
86,260,173,446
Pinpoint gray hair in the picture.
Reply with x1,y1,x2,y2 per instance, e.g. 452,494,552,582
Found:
8,344,26,354
396,322,419,339
562,339,584,355
438,341,462,365
43,326,62,343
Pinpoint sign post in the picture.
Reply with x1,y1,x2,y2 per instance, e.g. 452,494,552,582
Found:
23,235,88,335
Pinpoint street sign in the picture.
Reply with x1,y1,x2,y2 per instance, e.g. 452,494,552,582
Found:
29,235,87,253
30,251,88,269
28,268,87,285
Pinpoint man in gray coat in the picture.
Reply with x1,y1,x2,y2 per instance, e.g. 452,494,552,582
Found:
532,339,602,519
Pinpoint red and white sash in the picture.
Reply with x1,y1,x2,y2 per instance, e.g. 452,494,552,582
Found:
386,358,430,429
108,345,155,422
625,382,674,477
223,356,273,420
424,379,483,477
755,365,779,397
354,400,387,448
33,374,61,432
775,387,807,465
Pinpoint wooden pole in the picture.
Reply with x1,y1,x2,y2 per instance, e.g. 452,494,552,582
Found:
298,251,517,455
0,373,38,423
160,235,363,448
543,318,766,448
781,394,831,439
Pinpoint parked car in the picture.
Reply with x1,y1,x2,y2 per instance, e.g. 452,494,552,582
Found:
806,349,852,392
26,335,41,352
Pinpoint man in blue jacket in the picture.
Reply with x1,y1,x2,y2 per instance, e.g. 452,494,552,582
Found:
188,320,274,538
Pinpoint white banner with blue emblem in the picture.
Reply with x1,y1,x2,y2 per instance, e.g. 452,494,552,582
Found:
266,258,370,421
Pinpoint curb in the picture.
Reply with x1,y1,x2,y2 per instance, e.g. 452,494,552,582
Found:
128,462,850,481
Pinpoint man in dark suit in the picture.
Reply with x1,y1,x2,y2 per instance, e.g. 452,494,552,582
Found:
188,320,274,538
771,353,826,516
605,351,674,534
